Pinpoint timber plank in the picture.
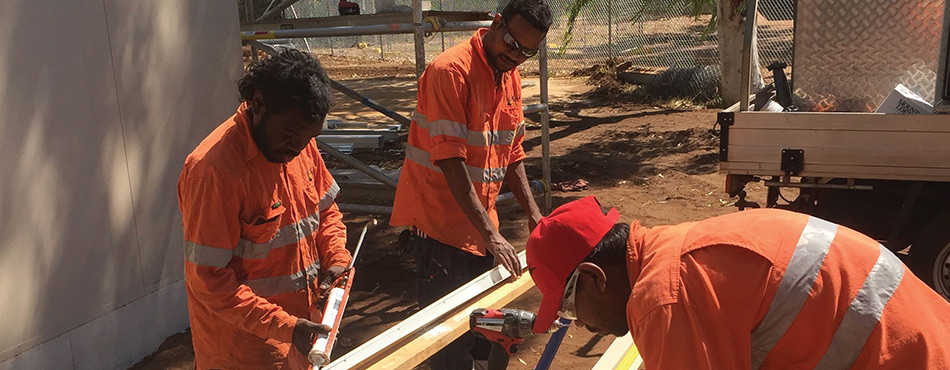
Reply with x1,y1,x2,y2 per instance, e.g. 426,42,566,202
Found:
366,272,535,370
324,253,528,370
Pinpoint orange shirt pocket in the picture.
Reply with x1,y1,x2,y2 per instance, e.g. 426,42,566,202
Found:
240,202,286,244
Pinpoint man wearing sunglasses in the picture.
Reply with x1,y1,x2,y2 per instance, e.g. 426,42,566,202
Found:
390,0,551,369
527,196,950,369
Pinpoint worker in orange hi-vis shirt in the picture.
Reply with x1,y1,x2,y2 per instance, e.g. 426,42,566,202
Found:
177,49,351,370
390,0,552,368
527,196,950,370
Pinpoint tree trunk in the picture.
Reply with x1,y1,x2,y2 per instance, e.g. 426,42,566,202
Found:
718,0,764,105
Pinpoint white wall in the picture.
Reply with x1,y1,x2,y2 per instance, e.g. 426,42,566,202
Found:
0,0,243,368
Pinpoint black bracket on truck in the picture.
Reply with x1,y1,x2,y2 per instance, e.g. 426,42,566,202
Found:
717,111,734,162
781,149,804,176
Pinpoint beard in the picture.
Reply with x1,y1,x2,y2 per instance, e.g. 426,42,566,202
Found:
250,114,290,163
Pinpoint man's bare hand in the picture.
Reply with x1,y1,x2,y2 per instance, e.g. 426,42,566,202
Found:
292,318,331,355
485,232,522,277
319,265,347,294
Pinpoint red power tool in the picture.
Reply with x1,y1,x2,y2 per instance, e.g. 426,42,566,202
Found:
469,308,537,355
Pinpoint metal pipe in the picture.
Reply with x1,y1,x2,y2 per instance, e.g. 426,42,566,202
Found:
539,39,552,213
739,0,758,111
533,318,572,370
316,140,399,188
256,0,301,21
338,203,393,215
413,0,426,77
496,180,545,204
241,21,491,40
329,80,412,127
522,103,548,115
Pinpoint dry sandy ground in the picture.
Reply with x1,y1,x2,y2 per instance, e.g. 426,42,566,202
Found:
130,58,758,369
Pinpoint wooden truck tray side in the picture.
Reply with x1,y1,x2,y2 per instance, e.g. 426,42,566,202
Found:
718,111,950,182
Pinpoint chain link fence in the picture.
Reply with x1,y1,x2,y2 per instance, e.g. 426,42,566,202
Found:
238,0,794,81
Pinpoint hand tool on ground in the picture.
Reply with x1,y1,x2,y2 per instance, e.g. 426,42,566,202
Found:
309,218,377,367
470,308,572,370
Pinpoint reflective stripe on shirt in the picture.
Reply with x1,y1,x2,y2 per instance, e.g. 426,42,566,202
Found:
752,216,837,369
184,241,233,268
751,216,906,369
414,111,525,146
187,180,340,266
815,244,904,369
241,260,321,297
404,144,507,183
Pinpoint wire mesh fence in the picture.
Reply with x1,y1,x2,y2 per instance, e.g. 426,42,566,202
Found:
238,0,795,80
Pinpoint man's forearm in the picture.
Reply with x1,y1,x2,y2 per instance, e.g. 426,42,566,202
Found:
504,160,542,220
436,157,497,239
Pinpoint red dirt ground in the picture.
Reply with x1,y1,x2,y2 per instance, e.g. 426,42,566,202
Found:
130,55,758,370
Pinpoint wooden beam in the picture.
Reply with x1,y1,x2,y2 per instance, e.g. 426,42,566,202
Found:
591,334,643,370
366,271,535,370
324,253,529,370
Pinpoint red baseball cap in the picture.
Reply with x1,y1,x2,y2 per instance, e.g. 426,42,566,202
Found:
526,196,620,333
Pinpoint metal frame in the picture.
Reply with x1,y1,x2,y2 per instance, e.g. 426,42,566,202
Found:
240,5,553,212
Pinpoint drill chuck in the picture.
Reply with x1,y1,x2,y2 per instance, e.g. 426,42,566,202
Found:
470,308,537,355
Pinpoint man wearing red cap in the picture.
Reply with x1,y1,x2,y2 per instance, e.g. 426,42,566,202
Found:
526,196,950,369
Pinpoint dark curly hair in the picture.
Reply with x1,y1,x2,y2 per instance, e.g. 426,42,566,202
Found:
238,49,332,120
502,0,553,33
583,223,630,268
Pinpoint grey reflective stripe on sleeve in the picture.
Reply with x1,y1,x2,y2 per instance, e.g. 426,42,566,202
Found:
814,244,904,369
319,180,340,212
241,260,321,297
234,213,321,260
467,129,519,146
405,144,508,183
416,110,522,147
751,216,838,369
412,111,466,139
184,241,233,268
405,144,442,172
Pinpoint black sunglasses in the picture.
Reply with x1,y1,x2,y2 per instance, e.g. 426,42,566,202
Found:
500,18,539,58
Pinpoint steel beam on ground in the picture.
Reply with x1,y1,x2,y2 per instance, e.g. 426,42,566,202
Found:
324,252,530,370
338,203,394,215
323,128,399,142
241,21,490,40
522,103,548,115
318,135,384,149
317,140,398,188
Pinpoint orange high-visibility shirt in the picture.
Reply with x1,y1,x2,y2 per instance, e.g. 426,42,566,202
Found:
626,209,950,369
391,28,527,256
177,103,350,370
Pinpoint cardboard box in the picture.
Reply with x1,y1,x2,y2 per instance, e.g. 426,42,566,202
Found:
876,83,934,114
